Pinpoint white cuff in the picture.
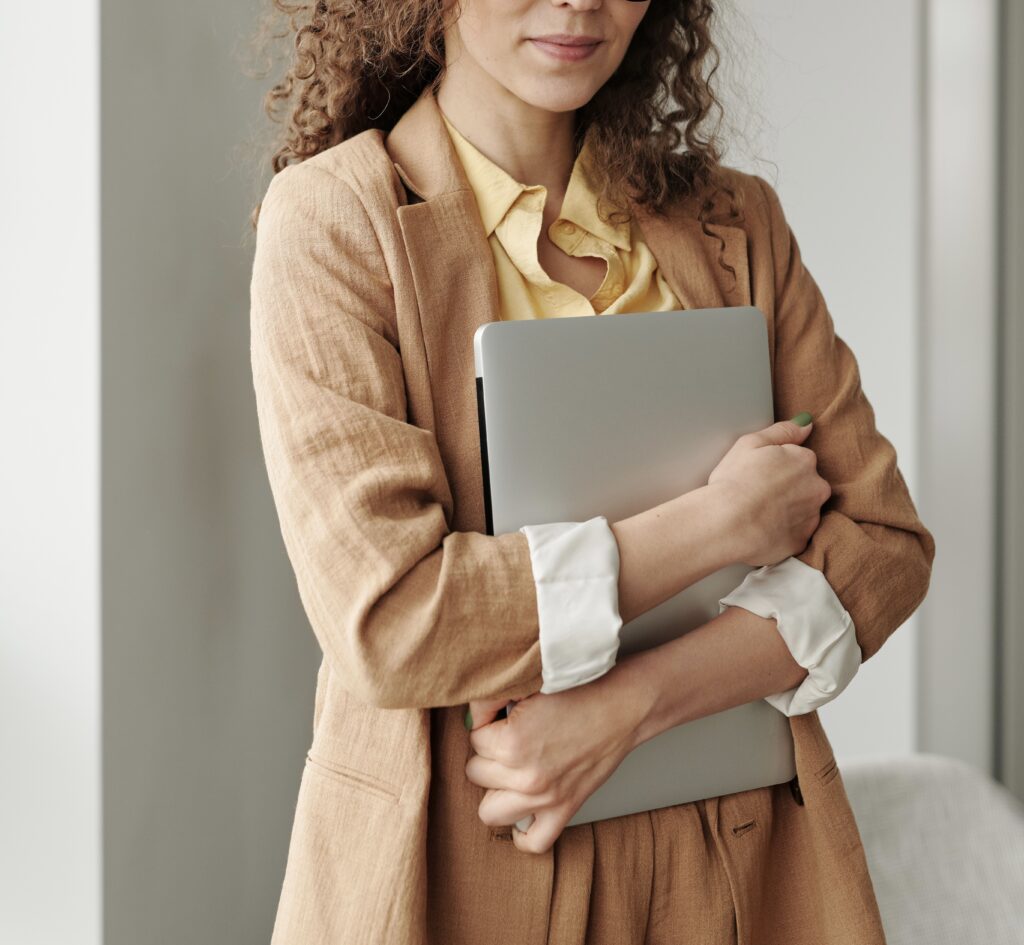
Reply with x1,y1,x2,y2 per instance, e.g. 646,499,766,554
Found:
519,516,623,694
717,557,861,716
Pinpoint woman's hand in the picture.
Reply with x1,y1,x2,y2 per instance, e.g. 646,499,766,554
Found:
464,664,650,855
707,413,832,568
464,697,511,732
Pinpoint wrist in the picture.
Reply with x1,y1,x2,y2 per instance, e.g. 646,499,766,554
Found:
701,481,749,567
609,648,665,752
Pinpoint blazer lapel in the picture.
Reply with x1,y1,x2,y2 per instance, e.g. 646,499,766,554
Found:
386,91,506,531
630,201,752,310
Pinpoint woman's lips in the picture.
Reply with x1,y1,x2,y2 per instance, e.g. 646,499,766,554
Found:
528,38,602,62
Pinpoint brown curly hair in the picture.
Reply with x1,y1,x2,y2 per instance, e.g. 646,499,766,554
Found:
249,0,745,282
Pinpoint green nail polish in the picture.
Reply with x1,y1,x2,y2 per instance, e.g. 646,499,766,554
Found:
790,411,812,427
464,708,473,731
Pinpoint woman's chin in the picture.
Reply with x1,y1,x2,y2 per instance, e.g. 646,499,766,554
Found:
506,77,602,115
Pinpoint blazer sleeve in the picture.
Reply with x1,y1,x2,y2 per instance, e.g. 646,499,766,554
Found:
752,174,936,664
249,161,545,709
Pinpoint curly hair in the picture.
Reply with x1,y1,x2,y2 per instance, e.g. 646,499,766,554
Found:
249,0,746,282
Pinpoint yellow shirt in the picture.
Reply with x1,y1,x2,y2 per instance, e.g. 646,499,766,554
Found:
439,110,681,319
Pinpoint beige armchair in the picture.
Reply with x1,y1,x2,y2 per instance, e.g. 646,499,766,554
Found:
842,752,1024,944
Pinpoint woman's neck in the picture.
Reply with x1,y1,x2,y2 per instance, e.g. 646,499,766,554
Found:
434,75,578,198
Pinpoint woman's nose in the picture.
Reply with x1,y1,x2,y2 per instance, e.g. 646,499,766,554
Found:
552,0,605,12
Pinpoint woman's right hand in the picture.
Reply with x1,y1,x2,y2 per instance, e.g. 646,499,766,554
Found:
707,414,832,569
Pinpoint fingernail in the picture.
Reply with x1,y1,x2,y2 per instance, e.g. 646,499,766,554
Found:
790,411,812,427
464,707,473,731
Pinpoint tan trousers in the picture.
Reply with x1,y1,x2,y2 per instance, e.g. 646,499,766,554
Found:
427,705,740,945
546,799,738,945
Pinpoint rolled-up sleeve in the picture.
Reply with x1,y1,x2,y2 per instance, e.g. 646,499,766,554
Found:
519,516,624,694
719,557,860,716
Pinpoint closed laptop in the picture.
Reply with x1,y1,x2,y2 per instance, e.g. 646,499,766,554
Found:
473,306,796,827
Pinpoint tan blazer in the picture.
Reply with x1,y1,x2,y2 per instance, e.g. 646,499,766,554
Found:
250,86,935,945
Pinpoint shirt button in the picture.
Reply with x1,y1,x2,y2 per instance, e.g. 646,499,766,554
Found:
557,221,577,235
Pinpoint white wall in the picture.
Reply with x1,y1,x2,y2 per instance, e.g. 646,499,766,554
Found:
917,0,1000,774
0,2,102,943
719,0,924,760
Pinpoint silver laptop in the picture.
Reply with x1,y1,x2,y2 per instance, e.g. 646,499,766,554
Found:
473,306,796,827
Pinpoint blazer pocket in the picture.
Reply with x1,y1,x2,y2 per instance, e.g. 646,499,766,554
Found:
274,747,409,942
811,755,864,853
304,750,402,804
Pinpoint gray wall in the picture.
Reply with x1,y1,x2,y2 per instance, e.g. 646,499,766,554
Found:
998,0,1024,798
98,2,319,944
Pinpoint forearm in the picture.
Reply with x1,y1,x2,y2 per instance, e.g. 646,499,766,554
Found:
610,484,740,625
616,603,809,749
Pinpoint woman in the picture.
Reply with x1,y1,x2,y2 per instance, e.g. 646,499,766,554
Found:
249,1,935,943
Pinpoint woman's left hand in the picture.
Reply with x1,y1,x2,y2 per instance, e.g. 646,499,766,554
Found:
465,659,649,854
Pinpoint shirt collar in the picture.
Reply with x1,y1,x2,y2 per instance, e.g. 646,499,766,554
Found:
439,111,632,252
